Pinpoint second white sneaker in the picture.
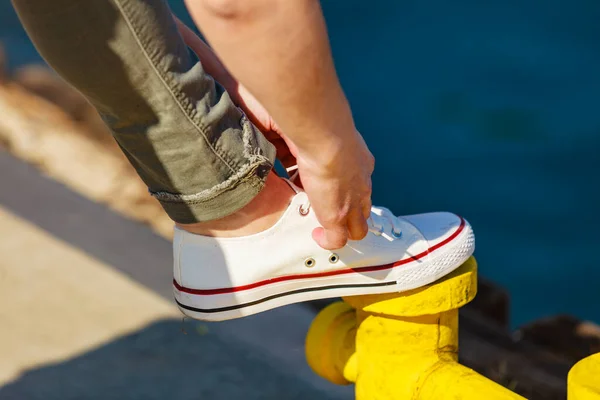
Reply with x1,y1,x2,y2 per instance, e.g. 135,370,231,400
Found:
173,184,475,321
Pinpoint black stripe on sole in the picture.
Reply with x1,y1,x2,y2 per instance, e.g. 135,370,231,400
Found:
175,280,398,314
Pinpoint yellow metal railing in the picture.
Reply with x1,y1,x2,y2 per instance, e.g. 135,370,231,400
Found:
306,257,600,399
569,353,600,399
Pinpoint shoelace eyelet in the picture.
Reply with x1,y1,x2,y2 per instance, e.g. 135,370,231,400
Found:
305,258,316,268
298,205,309,216
391,229,402,238
329,253,339,264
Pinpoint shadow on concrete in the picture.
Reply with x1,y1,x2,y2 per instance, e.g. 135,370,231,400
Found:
0,319,340,400
0,151,353,400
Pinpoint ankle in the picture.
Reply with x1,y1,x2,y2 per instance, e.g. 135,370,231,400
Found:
176,172,295,238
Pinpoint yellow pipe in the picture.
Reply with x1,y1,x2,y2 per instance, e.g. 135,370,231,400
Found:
305,257,525,399
305,301,357,384
568,353,600,399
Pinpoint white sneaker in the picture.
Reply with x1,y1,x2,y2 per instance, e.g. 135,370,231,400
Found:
173,184,475,321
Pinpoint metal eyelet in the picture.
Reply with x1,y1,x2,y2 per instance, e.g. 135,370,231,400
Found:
298,205,309,216
328,253,339,264
391,230,402,238
305,258,316,268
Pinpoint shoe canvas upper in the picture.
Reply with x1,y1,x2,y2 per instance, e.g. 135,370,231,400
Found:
174,192,464,291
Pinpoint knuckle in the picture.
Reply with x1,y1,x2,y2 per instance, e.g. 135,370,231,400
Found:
362,185,372,198
367,153,375,170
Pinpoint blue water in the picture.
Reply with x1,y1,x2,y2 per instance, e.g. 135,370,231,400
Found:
2,1,599,327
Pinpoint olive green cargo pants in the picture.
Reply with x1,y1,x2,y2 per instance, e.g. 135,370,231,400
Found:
12,0,276,223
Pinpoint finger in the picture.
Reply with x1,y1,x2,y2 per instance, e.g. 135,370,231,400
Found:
362,198,372,219
312,226,348,250
280,134,299,158
347,207,369,241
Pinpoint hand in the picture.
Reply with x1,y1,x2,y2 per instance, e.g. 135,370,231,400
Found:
215,74,376,250
233,83,375,250
233,86,375,250
295,130,375,250
234,81,375,250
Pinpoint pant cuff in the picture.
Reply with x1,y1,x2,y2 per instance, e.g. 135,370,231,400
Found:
150,116,276,223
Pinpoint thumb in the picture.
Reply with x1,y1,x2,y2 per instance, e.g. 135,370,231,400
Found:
312,226,348,250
